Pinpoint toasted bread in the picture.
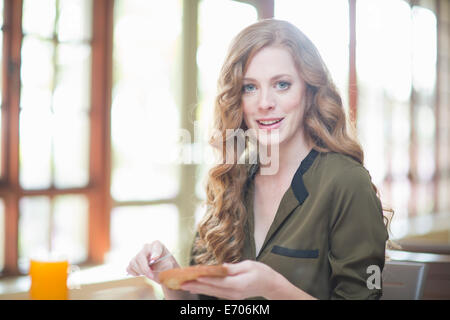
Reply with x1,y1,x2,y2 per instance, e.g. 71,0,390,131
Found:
158,265,228,290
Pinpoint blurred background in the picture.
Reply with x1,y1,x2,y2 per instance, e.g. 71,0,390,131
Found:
0,0,448,297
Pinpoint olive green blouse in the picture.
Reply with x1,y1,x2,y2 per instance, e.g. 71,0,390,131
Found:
192,149,389,300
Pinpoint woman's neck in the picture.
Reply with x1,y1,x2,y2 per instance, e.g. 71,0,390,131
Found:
259,129,312,180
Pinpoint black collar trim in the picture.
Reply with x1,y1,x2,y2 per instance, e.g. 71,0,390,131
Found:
247,148,319,204
291,149,319,204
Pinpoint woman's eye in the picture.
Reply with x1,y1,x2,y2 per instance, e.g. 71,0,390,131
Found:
242,84,256,93
276,81,291,90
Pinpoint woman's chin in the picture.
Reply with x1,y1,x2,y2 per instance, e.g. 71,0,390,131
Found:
256,138,278,147
255,131,282,147
254,128,280,141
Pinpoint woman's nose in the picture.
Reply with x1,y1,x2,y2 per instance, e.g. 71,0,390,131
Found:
258,88,276,110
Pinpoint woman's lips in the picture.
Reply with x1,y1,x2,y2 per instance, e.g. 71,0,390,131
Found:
256,118,284,130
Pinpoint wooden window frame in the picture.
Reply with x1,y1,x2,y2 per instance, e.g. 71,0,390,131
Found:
0,0,114,277
1,0,23,277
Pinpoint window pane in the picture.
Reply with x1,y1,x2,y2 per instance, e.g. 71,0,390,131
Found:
57,0,92,42
196,0,257,198
53,44,91,113
195,203,206,229
196,165,209,201
412,6,437,94
275,0,349,111
22,0,56,38
108,205,179,265
20,36,54,111
53,195,88,263
111,0,182,201
357,0,412,102
357,1,438,219
414,7,437,219
356,0,412,187
19,109,52,189
413,7,437,192
0,32,2,177
0,199,4,272
391,177,411,221
0,1,3,173
18,195,88,272
20,7,92,190
0,0,3,26
197,0,257,105
416,104,435,181
18,196,51,272
20,108,90,189
53,112,89,188
416,182,434,217
20,36,54,189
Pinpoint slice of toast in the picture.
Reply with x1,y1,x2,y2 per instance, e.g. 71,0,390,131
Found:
158,265,228,290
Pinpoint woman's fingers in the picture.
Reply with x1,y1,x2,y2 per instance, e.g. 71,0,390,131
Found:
181,261,269,299
194,277,232,292
136,251,152,278
148,241,165,261
126,240,176,280
223,260,252,275
126,259,140,276
181,279,241,300
126,265,135,276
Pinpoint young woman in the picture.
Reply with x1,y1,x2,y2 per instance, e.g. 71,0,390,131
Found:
126,19,389,300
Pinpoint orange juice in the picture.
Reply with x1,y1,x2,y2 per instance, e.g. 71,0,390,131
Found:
29,258,69,300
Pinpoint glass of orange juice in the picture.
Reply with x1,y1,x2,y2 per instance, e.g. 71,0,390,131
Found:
29,252,71,300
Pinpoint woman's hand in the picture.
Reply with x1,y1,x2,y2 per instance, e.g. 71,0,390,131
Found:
127,241,197,300
180,260,280,300
126,240,179,283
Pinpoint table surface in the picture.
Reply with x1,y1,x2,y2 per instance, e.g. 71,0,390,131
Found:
0,276,157,300
0,263,158,300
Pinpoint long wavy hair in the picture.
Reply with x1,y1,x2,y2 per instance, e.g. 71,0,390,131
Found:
192,19,393,265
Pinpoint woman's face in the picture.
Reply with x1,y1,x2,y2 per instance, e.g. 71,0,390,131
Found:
241,46,306,146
